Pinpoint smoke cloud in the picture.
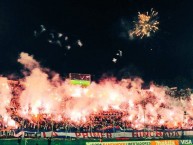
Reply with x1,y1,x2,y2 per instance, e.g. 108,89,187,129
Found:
0,52,192,129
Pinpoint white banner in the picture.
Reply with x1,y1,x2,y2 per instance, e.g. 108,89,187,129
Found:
86,141,151,145
41,130,183,138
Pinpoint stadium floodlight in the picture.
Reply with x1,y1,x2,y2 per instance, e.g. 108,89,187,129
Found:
69,73,91,86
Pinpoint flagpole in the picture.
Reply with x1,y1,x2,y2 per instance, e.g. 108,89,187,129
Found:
51,120,54,138
143,100,146,138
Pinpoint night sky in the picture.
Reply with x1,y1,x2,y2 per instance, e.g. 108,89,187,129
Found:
0,0,193,88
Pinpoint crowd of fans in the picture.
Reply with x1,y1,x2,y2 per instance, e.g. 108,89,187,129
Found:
6,110,131,132
0,80,192,134
165,87,192,99
0,80,133,133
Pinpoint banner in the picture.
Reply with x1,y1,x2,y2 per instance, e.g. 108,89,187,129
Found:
132,130,181,138
151,140,179,145
86,141,151,145
39,130,187,138
4,129,193,139
40,131,135,138
180,140,193,145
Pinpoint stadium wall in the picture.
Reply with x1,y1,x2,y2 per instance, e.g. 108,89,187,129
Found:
0,138,87,145
1,139,193,145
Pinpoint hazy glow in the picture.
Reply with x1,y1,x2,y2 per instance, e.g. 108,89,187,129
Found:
0,52,191,130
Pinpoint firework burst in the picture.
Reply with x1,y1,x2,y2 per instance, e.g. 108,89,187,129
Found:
130,8,159,39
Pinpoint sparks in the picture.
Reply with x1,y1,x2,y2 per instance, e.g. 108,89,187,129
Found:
130,8,159,39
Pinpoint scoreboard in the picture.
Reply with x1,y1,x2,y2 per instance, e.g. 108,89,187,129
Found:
69,73,91,86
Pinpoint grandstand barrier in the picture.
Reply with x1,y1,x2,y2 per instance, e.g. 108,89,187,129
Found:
2,129,193,139
39,130,192,139
0,138,89,145
0,139,193,145
0,130,193,140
